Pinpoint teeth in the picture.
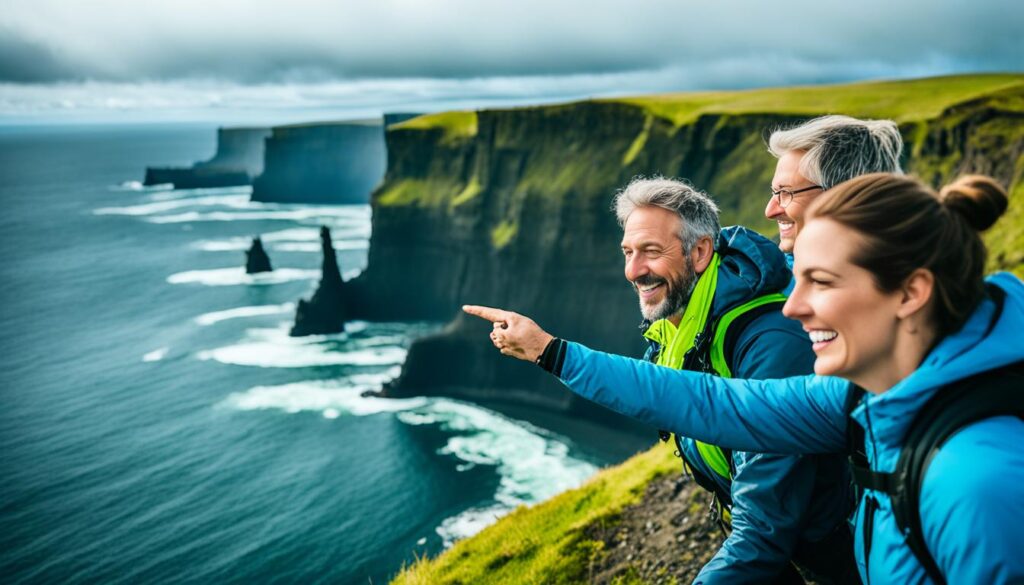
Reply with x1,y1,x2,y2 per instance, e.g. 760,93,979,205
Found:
778,220,794,228
639,283,662,293
809,330,838,343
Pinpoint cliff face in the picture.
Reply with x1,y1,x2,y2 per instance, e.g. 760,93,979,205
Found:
250,120,386,204
144,127,270,188
343,74,1024,416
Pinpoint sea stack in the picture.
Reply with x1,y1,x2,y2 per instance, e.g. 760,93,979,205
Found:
245,237,273,274
290,226,347,336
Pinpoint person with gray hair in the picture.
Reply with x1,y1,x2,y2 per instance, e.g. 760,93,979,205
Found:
470,176,859,584
766,115,903,255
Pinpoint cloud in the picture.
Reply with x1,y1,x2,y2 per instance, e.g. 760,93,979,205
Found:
1,0,1020,84
0,0,1019,123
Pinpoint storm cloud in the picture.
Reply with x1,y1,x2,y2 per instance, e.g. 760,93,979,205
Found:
0,0,1019,123
1,0,1020,84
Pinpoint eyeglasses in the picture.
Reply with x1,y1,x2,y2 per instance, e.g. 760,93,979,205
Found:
769,185,823,209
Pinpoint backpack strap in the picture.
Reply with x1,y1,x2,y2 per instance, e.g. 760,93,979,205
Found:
710,293,788,378
894,360,1024,584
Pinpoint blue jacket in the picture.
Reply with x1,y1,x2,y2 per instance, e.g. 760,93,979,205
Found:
647,226,852,584
556,272,1024,584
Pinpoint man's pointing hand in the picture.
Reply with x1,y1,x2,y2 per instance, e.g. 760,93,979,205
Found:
462,305,554,363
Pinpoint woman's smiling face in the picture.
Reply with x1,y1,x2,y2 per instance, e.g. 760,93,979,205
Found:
783,218,905,387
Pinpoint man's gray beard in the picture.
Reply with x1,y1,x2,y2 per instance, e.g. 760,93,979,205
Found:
638,259,699,322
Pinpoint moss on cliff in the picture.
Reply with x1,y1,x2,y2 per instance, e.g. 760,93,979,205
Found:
393,111,479,144
393,445,678,585
376,178,463,207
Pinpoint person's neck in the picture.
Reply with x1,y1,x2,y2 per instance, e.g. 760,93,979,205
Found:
856,329,939,394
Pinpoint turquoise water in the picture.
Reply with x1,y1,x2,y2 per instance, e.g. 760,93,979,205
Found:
0,125,614,584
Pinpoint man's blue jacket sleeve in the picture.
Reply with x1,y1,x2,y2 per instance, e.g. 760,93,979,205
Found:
558,341,850,454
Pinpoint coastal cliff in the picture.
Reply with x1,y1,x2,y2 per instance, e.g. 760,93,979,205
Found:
144,127,270,188
250,120,386,204
346,74,1024,416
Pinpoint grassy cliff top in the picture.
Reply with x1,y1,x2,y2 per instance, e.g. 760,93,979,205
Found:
393,73,1023,137
617,73,1024,126
393,444,679,585
390,110,479,143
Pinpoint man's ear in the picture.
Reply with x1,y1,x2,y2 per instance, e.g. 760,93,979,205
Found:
896,268,935,321
691,236,715,273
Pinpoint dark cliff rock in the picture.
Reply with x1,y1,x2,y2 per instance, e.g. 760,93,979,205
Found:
144,127,270,188
251,120,386,204
245,237,273,274
291,226,348,336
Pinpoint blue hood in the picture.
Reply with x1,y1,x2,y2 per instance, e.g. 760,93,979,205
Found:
852,272,1024,471
711,226,791,319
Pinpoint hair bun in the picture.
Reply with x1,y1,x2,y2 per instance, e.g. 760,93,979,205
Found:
940,175,1008,232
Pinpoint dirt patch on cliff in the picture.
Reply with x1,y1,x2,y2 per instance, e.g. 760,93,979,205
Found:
583,471,726,584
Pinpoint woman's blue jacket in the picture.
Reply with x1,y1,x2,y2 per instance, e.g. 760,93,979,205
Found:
556,272,1024,584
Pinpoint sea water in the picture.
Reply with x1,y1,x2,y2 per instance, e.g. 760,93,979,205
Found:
0,124,630,584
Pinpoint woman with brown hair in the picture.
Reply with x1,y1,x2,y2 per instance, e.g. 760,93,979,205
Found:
465,173,1023,584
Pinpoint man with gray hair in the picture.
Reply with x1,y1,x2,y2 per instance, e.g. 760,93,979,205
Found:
614,177,857,584
766,115,903,260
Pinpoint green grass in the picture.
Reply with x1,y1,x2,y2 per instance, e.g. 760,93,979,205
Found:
392,444,676,585
612,73,1024,127
392,111,479,143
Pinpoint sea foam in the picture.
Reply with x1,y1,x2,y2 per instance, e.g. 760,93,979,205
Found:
166,267,320,286
194,303,296,326
218,378,597,548
196,325,407,368
93,194,251,216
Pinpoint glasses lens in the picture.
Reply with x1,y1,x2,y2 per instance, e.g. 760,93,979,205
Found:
779,190,792,208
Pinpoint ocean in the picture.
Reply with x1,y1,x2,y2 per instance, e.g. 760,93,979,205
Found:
0,124,637,584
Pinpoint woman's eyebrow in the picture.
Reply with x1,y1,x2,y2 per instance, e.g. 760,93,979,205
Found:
800,266,840,278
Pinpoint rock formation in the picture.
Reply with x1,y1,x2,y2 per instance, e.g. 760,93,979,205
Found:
145,127,270,188
251,119,387,204
290,226,347,336
245,237,273,274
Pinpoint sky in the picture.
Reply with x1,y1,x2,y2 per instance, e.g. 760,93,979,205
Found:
1,0,1021,125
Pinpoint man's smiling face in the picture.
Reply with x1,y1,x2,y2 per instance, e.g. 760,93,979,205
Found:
766,150,823,253
620,206,698,323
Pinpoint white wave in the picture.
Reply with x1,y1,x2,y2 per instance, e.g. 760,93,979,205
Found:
219,375,421,417
94,194,252,216
113,180,177,192
271,241,369,253
194,303,296,326
146,205,369,224
199,343,405,368
262,227,322,241
190,235,368,253
197,325,406,368
166,267,320,286
142,347,169,362
397,399,598,547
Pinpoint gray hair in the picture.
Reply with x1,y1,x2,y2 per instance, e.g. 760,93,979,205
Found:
768,115,904,189
613,177,721,251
